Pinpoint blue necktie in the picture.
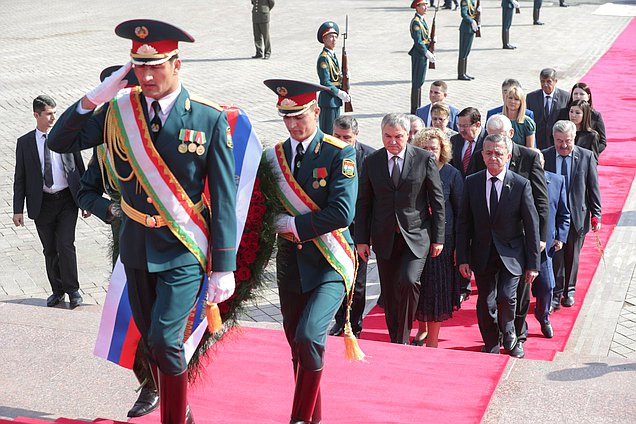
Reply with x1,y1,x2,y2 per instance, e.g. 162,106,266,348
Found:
560,155,569,192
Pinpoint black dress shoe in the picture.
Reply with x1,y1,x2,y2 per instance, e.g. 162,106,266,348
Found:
263,54,270,60
46,293,65,307
329,324,344,337
410,338,426,346
465,73,475,80
127,386,160,417
559,1,568,6
459,292,470,303
458,74,471,81
562,296,575,307
503,333,517,351
533,20,544,25
503,44,517,50
541,322,554,338
69,291,83,309
252,53,263,59
481,345,500,354
510,341,525,358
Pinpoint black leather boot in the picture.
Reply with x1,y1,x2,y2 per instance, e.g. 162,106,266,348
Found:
128,349,160,417
533,9,544,25
290,366,322,424
502,30,517,49
464,58,475,80
458,59,470,80
160,370,194,424
410,88,421,115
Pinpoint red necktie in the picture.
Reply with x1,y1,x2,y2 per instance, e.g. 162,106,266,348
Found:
462,141,473,174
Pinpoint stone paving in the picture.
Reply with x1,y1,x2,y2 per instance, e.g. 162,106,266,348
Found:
0,0,635,422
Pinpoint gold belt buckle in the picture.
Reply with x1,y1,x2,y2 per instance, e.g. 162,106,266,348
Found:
145,215,158,228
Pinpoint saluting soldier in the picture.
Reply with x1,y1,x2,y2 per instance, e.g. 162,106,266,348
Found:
502,0,520,49
48,19,238,424
409,0,436,114
316,21,351,135
458,0,479,80
263,79,358,424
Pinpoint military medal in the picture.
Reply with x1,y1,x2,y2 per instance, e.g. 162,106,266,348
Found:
313,181,320,189
196,145,205,156
188,142,197,153
178,143,188,154
313,167,328,189
179,128,208,154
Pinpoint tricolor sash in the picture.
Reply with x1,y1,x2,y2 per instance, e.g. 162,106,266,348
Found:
266,143,356,293
105,88,209,269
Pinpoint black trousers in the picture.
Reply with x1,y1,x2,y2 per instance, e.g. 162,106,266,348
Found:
376,233,427,344
474,245,520,350
34,189,80,295
333,258,367,333
552,228,585,300
514,272,531,342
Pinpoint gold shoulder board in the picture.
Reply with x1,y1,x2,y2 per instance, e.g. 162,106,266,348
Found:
189,95,223,111
322,134,348,149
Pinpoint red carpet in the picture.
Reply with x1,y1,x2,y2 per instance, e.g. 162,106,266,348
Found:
131,326,509,424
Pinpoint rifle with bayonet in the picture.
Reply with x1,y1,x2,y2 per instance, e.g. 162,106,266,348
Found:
476,0,482,37
428,5,438,70
341,15,353,112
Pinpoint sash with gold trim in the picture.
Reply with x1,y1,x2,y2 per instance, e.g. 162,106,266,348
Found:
103,88,209,269
266,143,356,293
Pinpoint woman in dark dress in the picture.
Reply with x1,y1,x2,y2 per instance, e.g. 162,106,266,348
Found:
410,128,464,348
568,100,600,159
557,82,607,155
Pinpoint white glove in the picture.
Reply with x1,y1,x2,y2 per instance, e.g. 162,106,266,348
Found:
207,271,235,303
274,214,299,238
425,50,436,64
471,21,479,32
512,0,520,7
86,62,132,105
336,89,351,103
477,6,482,12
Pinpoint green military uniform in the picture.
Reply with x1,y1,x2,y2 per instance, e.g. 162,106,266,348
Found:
316,21,344,135
264,78,357,423
251,0,275,59
408,12,432,114
502,0,517,49
458,0,478,80
533,0,544,25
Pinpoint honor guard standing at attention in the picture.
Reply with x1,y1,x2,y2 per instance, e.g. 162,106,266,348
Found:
458,0,479,80
316,21,351,135
251,0,275,59
48,19,238,424
409,0,436,114
502,0,520,49
263,79,358,424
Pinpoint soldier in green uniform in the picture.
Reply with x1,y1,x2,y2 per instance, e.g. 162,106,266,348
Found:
48,20,237,424
458,0,479,80
533,0,544,25
251,0,275,59
409,0,436,114
502,0,520,49
316,21,351,136
263,79,357,424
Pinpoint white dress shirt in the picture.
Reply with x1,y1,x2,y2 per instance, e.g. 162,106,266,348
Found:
486,168,506,214
290,130,317,175
36,129,68,193
386,148,406,175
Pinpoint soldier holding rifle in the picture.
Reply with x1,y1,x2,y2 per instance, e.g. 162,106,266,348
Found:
408,0,436,114
458,0,479,80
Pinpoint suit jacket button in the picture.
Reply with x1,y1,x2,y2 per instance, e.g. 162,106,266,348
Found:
297,244,303,250
146,197,153,204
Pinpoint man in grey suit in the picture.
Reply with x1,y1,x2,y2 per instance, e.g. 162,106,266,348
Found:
457,134,540,355
356,113,445,344
526,68,569,149
251,0,275,59
542,120,601,310
12,95,87,309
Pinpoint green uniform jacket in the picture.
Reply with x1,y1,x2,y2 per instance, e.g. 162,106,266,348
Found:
460,0,478,33
276,130,357,293
501,0,515,8
77,148,115,224
252,0,275,23
317,48,342,109
408,13,431,58
48,87,237,273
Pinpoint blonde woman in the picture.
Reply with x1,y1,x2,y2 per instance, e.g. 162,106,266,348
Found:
410,128,464,347
502,86,536,148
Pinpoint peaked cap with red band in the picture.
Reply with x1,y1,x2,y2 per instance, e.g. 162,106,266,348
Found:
316,21,340,44
263,79,330,117
411,0,427,7
115,19,194,65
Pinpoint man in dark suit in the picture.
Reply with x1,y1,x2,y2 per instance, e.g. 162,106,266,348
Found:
457,134,540,355
449,107,486,301
13,95,86,309
526,68,569,149
251,0,275,59
543,120,601,310
356,112,445,345
329,115,375,338
486,79,535,121
532,149,570,338
415,80,459,130
483,114,549,357
48,20,238,422
263,79,358,424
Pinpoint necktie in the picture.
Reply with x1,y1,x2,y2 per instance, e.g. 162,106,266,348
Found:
544,95,551,117
462,141,473,174
560,155,569,192
43,134,53,188
391,156,401,188
293,143,305,179
489,176,499,219
150,101,162,141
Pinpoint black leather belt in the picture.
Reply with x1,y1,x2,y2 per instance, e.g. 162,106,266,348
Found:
42,188,71,200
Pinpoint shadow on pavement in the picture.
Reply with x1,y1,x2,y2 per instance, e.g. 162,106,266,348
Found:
547,362,636,381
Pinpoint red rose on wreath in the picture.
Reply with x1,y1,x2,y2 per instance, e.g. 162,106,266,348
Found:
236,266,251,281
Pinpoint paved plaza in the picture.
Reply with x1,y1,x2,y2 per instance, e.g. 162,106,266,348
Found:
0,1,635,422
